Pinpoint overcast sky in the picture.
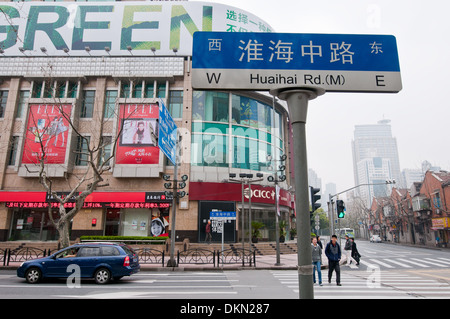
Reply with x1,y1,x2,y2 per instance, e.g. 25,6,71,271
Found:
204,0,450,194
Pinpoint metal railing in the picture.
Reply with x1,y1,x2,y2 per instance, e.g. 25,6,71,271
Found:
3,247,51,266
177,249,216,266
217,248,256,267
133,248,165,266
0,246,256,268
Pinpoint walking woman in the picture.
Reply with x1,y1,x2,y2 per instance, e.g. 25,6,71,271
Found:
311,237,323,286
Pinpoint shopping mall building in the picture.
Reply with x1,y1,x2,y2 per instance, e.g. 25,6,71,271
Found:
0,0,295,243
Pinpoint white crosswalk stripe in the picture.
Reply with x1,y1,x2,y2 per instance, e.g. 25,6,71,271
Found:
271,270,450,299
345,254,450,270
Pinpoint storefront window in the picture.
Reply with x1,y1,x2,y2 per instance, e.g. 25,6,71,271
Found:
9,209,60,241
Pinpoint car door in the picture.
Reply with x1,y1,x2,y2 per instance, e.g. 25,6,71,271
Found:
45,247,79,277
76,247,101,277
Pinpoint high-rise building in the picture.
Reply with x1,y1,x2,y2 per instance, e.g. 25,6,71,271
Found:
352,119,401,206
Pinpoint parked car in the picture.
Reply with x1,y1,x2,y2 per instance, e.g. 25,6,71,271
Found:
370,235,382,243
17,242,140,284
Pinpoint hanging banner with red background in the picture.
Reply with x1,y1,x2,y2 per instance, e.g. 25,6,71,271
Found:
116,104,160,165
22,104,72,164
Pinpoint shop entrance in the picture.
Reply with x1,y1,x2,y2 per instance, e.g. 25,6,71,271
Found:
9,208,60,241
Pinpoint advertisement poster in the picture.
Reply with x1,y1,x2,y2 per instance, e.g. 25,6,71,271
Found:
22,104,72,164
151,210,169,237
116,104,160,165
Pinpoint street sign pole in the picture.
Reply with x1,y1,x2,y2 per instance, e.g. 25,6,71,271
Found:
271,86,325,300
167,130,179,267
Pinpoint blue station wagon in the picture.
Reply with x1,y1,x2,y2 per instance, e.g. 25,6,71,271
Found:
17,242,140,284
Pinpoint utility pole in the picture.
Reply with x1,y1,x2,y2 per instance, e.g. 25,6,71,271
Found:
228,173,263,250
271,86,325,300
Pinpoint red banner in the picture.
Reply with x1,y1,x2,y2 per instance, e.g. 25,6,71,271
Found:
22,104,72,164
116,104,160,164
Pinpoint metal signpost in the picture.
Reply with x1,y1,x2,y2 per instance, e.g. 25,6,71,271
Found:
210,211,237,264
158,99,178,266
192,31,401,299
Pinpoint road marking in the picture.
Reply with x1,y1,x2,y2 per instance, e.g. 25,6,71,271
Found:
410,258,448,267
386,259,412,268
367,259,395,268
397,258,430,268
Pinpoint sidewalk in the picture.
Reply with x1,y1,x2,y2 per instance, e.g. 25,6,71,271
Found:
136,247,347,271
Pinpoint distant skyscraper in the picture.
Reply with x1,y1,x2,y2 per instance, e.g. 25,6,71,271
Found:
352,119,401,206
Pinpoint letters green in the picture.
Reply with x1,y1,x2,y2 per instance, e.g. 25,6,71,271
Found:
23,6,69,50
0,6,20,49
121,5,161,51
72,6,113,50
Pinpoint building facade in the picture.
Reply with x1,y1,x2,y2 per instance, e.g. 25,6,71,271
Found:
367,171,450,247
0,1,295,243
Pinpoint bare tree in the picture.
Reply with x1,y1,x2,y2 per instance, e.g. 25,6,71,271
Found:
22,76,129,248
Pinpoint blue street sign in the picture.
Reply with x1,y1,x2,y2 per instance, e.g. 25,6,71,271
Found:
209,211,237,220
158,99,177,165
192,32,402,93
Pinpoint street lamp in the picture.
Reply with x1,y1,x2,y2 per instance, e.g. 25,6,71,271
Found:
266,154,287,266
228,172,263,250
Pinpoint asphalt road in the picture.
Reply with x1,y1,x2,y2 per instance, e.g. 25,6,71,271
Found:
1,241,449,299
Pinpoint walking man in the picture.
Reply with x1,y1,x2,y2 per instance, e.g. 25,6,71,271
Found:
205,220,212,244
311,237,323,286
325,234,341,286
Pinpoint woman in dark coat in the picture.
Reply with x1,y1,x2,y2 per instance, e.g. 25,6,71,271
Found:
351,238,361,265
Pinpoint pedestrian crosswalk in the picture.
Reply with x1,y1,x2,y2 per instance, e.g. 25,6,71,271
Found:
271,270,450,299
348,257,450,270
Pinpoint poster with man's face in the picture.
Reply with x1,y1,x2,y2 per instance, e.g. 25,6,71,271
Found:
22,104,72,164
116,104,160,164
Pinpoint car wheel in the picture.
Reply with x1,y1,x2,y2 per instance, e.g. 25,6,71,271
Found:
25,267,41,284
94,268,111,284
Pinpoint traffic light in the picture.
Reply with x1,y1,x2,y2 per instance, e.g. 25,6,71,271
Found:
310,187,321,213
336,200,346,218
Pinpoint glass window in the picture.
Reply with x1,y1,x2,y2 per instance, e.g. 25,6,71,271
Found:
193,91,229,123
156,82,166,98
78,247,101,257
232,95,256,127
191,133,228,167
67,81,78,98
31,81,43,98
80,90,95,118
144,81,154,98
101,246,120,256
55,81,66,99
43,81,54,98
101,136,112,166
133,81,142,98
104,90,117,118
7,136,19,166
16,90,29,118
0,90,7,118
257,102,272,132
169,90,183,119
120,81,130,98
75,136,90,166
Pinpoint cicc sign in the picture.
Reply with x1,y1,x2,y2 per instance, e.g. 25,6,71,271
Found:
0,1,272,57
